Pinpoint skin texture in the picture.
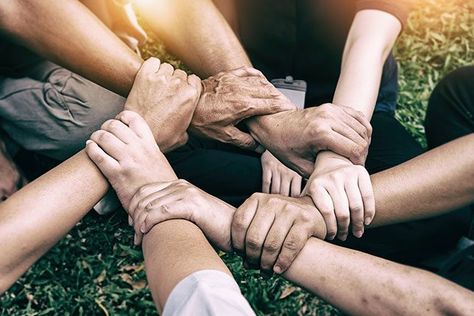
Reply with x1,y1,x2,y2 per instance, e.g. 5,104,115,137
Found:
261,150,302,197
305,9,403,241
136,0,372,171
140,0,402,242
0,136,26,200
125,129,474,315
0,62,230,316
132,133,474,274
191,67,296,151
0,0,294,153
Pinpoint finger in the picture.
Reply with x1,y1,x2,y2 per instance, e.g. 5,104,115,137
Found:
332,121,368,149
242,97,295,119
128,215,133,226
260,216,294,272
323,132,365,165
270,173,281,195
116,110,155,141
262,167,272,194
290,176,302,197
274,226,307,274
187,74,202,97
138,57,162,77
143,199,193,233
310,186,337,240
340,106,373,139
232,197,259,254
132,190,184,245
101,119,138,145
157,63,174,76
345,180,365,238
128,181,176,218
326,184,350,241
231,66,264,77
133,209,147,246
173,69,188,81
359,173,376,226
224,127,258,151
85,140,120,177
244,206,276,267
279,176,291,197
90,130,127,161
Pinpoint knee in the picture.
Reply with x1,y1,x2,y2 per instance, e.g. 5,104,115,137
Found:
427,66,474,118
43,70,125,160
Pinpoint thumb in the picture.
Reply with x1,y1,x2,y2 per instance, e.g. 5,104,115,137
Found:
224,127,259,151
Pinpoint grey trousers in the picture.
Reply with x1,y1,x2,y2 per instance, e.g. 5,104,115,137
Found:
0,61,125,160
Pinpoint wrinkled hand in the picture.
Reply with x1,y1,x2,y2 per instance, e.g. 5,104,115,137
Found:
0,138,26,201
232,193,327,274
248,103,372,177
303,156,375,241
86,111,177,210
261,150,302,197
124,57,201,152
190,67,295,151
128,180,234,250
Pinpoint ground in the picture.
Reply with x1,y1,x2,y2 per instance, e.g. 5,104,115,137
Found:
1,0,473,315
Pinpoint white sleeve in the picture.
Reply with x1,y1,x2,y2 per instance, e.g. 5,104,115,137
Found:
163,269,255,316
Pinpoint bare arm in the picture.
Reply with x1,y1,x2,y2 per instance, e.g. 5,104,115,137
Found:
285,238,474,316
0,0,142,96
136,0,251,77
370,133,474,227
0,151,108,292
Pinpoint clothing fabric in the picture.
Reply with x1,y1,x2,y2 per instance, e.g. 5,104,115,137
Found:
0,61,125,160
162,270,255,316
224,0,409,112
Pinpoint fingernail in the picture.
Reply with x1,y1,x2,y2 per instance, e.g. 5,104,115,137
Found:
86,140,92,145
133,234,138,245
140,224,146,233
273,265,282,274
364,217,372,226
354,230,363,238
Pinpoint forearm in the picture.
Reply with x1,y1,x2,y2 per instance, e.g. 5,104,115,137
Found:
0,0,142,96
0,151,108,292
142,220,232,311
285,238,474,315
333,10,401,118
370,133,474,227
136,0,251,77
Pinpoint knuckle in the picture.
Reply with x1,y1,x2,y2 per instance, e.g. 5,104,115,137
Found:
246,237,262,250
284,238,301,251
351,205,364,214
263,240,280,253
337,213,350,223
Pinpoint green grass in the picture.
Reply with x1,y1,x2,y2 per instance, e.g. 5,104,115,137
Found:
1,0,473,315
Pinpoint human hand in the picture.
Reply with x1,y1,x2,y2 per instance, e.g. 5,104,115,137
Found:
190,67,295,151
127,180,234,250
124,57,201,152
303,155,375,241
247,103,372,177
232,193,327,274
86,111,177,210
0,138,27,201
261,150,302,197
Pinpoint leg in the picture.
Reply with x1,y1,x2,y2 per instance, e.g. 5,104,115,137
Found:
0,61,125,161
425,66,474,148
